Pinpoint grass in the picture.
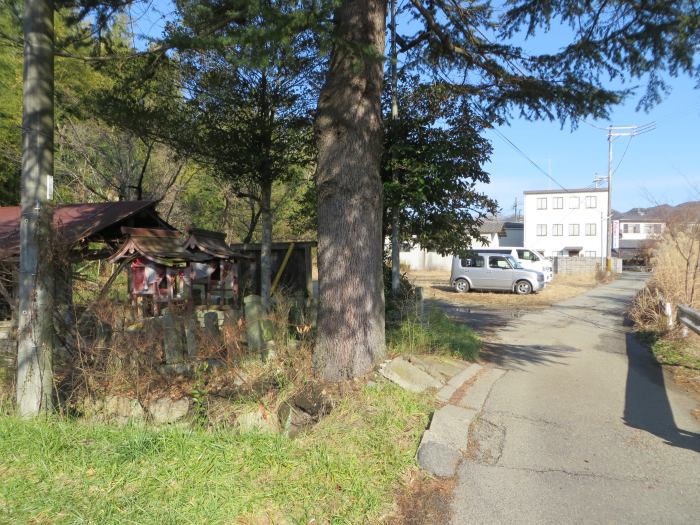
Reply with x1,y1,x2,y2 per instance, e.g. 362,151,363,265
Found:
387,309,480,362
407,270,601,309
0,382,431,524
650,336,700,370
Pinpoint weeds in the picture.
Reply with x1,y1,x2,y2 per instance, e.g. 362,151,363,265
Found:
387,308,480,361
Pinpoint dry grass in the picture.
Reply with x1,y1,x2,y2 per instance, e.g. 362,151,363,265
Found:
406,270,600,309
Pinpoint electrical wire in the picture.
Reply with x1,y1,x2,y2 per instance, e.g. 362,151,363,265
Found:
490,127,569,191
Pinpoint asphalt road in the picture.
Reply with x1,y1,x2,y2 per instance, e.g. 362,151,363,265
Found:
451,272,700,524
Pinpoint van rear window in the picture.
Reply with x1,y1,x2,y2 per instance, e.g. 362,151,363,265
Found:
461,257,484,268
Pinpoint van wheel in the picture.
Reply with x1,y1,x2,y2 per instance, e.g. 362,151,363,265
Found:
515,280,532,295
454,279,470,293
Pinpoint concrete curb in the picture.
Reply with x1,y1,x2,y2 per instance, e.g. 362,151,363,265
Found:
436,363,482,403
417,365,507,478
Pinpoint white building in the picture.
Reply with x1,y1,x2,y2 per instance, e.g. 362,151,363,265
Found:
398,221,524,271
523,188,609,258
612,207,665,259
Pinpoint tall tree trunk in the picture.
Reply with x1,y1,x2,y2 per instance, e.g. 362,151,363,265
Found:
260,179,272,311
389,0,400,296
16,0,54,417
313,0,387,381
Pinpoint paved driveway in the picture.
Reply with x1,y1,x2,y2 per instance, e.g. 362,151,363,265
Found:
451,272,700,524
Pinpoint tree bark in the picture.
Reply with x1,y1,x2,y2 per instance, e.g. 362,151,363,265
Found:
260,179,273,311
389,0,400,296
313,0,387,381
16,0,54,417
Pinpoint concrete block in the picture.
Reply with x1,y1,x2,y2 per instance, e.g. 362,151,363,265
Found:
457,368,506,410
417,438,463,478
379,357,443,393
436,363,482,403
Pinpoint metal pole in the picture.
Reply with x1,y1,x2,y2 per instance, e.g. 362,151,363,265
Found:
606,128,613,272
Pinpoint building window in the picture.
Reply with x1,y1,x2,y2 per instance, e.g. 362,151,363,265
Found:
553,197,563,209
569,197,580,209
536,224,547,236
653,224,662,234
644,224,655,234
585,223,596,236
536,198,547,210
552,224,563,236
585,196,597,208
569,224,580,236
585,251,596,257
632,223,640,233
623,223,629,233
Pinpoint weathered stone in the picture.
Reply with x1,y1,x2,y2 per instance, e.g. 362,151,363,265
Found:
417,438,462,478
236,404,279,434
379,357,443,393
162,310,184,364
103,396,145,423
203,311,220,337
408,355,467,383
148,397,191,424
184,317,198,359
278,403,315,437
158,363,193,377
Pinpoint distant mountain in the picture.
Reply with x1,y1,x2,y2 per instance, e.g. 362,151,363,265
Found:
612,201,700,222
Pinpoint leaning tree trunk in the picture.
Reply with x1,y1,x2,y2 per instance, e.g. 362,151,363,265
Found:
313,0,387,381
259,179,273,311
16,0,54,416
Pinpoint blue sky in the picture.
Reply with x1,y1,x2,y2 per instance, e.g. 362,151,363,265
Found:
484,74,700,215
128,2,699,214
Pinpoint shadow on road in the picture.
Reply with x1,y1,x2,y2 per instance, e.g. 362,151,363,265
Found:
426,298,522,334
624,333,700,453
481,341,578,371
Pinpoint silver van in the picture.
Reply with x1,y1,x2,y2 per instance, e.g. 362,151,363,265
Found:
471,247,553,282
450,253,545,295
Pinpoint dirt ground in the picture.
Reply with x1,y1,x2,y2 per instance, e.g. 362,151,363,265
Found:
386,471,456,525
407,269,602,309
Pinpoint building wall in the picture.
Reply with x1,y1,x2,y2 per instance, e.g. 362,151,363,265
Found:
618,221,664,241
552,256,622,274
524,189,609,258
399,233,497,271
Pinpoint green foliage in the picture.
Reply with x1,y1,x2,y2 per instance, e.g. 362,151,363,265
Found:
0,382,431,523
388,309,481,362
383,78,498,256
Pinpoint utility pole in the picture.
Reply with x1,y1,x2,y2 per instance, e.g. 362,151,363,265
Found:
390,0,400,296
16,0,55,416
600,123,655,272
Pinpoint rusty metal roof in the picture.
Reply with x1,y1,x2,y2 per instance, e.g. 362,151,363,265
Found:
0,201,161,261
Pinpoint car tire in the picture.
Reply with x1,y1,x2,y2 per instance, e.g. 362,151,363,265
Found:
515,280,532,295
454,279,470,293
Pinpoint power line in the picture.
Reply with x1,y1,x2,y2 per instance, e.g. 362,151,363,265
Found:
490,127,568,191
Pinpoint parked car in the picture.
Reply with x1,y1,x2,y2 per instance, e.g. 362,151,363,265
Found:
471,247,553,282
450,253,545,295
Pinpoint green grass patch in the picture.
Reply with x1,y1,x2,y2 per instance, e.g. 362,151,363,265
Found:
387,309,480,361
0,383,431,524
651,337,700,370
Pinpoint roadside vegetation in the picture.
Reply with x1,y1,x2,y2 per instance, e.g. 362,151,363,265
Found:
629,214,700,376
0,281,481,523
0,382,431,524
